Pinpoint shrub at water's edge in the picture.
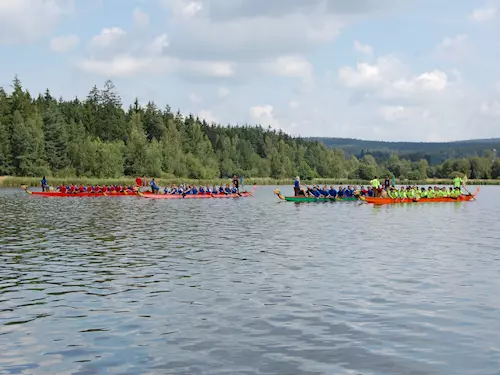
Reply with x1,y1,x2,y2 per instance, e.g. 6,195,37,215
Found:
2,176,499,188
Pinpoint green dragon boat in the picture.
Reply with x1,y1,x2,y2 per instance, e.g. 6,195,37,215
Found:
273,189,359,202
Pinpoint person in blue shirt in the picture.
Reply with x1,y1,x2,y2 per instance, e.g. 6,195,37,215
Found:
199,186,206,194
367,186,374,197
293,176,301,196
224,184,231,194
311,187,321,197
328,186,337,198
150,179,159,194
344,186,353,197
41,176,48,192
231,186,238,194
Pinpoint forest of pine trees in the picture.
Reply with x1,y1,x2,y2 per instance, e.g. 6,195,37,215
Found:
1,77,500,181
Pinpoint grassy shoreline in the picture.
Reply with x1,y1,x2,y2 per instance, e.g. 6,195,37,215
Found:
1,176,499,188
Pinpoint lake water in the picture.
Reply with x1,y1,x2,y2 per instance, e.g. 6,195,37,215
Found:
1,185,500,375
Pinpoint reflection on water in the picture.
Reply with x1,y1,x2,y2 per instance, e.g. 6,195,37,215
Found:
1,186,500,374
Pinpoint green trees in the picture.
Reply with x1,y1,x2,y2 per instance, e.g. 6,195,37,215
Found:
0,76,499,181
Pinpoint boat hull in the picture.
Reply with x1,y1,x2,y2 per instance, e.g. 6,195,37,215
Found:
361,188,479,205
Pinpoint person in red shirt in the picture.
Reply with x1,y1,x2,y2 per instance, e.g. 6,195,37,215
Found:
59,185,67,193
78,185,85,193
69,185,76,194
101,185,107,193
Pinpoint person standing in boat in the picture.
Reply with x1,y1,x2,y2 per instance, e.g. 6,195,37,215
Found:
293,176,301,196
384,175,391,190
41,176,48,192
452,175,463,191
150,178,159,194
370,176,381,197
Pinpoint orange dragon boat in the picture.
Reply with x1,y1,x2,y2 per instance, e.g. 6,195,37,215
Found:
360,187,479,205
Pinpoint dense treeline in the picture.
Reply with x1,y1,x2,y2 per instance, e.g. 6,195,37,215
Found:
310,137,500,165
0,77,499,181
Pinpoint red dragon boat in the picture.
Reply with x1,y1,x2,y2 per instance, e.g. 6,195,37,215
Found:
21,186,137,197
360,187,479,205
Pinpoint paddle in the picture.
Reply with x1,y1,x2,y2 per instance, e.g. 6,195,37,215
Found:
461,176,475,200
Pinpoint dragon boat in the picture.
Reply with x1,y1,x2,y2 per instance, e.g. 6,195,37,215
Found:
138,186,256,199
360,187,480,205
21,186,137,197
273,189,359,202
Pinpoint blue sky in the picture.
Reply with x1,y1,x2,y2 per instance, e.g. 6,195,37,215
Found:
1,0,500,141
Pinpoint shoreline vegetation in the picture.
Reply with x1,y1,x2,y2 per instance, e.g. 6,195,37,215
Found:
1,77,500,185
2,176,499,189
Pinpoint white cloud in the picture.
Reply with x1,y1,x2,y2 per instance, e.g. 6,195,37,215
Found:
480,100,500,117
189,93,202,103
353,40,373,55
470,6,497,22
50,34,79,52
163,0,203,18
164,9,344,61
217,87,230,98
79,55,156,76
79,29,234,78
248,104,300,134
89,27,127,51
378,105,429,122
250,105,281,129
147,33,169,56
0,0,71,44
186,61,234,77
495,82,500,93
198,109,218,123
289,100,300,110
132,7,150,27
438,34,468,59
263,55,314,82
338,56,448,99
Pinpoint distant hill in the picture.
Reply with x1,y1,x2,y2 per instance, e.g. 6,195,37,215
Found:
306,137,500,165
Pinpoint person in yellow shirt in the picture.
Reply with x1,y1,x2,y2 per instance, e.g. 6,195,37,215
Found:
370,176,381,197
453,175,463,189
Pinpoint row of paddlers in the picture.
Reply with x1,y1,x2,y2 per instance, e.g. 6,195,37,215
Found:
273,188,479,205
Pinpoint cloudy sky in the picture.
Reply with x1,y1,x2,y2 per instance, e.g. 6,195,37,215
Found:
1,0,500,141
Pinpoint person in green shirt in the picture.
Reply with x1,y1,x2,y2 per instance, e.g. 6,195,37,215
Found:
427,187,435,198
452,187,462,198
398,187,407,199
420,187,427,198
371,176,381,197
388,187,398,199
407,187,415,199
453,175,463,189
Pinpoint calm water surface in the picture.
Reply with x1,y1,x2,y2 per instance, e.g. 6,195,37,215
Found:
1,185,500,375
